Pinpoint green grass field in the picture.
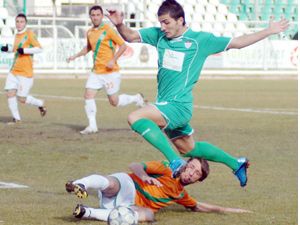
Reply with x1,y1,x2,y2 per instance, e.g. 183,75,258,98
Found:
0,77,297,225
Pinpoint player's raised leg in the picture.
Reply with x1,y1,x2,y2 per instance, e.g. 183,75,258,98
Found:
173,136,249,187
129,105,186,177
104,72,147,108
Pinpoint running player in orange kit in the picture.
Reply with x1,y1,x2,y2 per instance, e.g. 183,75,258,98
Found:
67,5,146,135
1,13,46,124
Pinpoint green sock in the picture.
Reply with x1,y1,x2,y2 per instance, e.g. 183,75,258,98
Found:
131,118,180,162
184,142,239,171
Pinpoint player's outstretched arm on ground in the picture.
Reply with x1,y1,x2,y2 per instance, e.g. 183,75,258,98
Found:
129,163,162,187
189,202,252,213
66,46,89,63
228,18,289,49
106,10,141,43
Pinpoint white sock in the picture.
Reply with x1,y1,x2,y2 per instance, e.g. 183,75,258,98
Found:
25,95,44,107
85,99,97,128
117,94,139,107
74,174,109,191
8,97,21,120
83,207,111,221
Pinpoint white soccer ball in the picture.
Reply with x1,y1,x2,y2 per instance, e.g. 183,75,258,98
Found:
107,206,138,225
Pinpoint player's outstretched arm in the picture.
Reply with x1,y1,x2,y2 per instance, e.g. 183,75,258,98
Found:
106,10,141,43
228,18,289,49
66,46,89,63
189,202,252,213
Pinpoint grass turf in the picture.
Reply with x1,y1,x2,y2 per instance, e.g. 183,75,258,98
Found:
0,78,297,225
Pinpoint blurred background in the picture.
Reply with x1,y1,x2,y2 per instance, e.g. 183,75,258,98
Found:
0,0,298,76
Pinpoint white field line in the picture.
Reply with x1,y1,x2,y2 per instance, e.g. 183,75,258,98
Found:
0,92,296,116
0,182,29,189
35,93,298,116
196,105,297,115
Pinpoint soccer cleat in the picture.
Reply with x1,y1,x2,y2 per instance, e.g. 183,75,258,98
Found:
65,181,88,198
6,118,21,125
79,126,98,135
170,158,187,178
73,204,86,219
38,106,47,117
136,93,148,108
234,157,250,187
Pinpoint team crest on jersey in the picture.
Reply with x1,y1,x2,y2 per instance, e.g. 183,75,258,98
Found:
185,41,192,49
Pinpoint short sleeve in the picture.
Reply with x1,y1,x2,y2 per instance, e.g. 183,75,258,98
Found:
143,161,171,175
29,31,41,48
203,34,231,55
108,26,125,46
138,27,162,47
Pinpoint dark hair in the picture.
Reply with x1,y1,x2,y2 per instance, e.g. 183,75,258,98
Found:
157,0,186,25
89,5,103,15
187,158,210,182
16,13,27,22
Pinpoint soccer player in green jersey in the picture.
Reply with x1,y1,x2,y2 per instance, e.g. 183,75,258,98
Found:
106,0,289,186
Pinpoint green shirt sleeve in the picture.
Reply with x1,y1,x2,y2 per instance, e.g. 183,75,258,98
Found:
203,33,231,55
138,27,162,47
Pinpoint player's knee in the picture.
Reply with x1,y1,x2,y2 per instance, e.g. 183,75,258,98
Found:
17,96,26,104
127,112,140,125
109,98,118,107
84,90,96,99
6,91,16,98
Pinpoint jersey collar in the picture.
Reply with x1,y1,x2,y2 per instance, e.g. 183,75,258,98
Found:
17,27,27,34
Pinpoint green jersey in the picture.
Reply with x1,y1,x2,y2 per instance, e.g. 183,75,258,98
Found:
139,27,231,103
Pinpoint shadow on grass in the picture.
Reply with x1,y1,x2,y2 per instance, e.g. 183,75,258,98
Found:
53,216,100,223
0,116,13,123
53,122,132,133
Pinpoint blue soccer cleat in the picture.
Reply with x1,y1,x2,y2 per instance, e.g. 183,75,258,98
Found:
234,157,250,187
170,158,187,178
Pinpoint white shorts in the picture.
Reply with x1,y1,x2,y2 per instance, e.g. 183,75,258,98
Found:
86,72,121,96
98,173,136,209
4,73,33,97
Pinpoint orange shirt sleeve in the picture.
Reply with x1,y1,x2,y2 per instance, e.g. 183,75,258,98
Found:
107,26,125,46
28,31,41,48
143,161,171,176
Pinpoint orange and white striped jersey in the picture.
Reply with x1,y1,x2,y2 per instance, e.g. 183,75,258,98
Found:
11,29,41,78
129,161,197,212
87,23,125,74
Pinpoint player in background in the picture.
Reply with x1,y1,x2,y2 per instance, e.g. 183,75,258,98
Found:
1,13,46,124
67,5,146,135
106,0,289,184
65,158,251,222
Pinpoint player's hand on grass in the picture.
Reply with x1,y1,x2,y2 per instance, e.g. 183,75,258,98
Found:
268,17,289,34
226,208,252,213
142,175,162,187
